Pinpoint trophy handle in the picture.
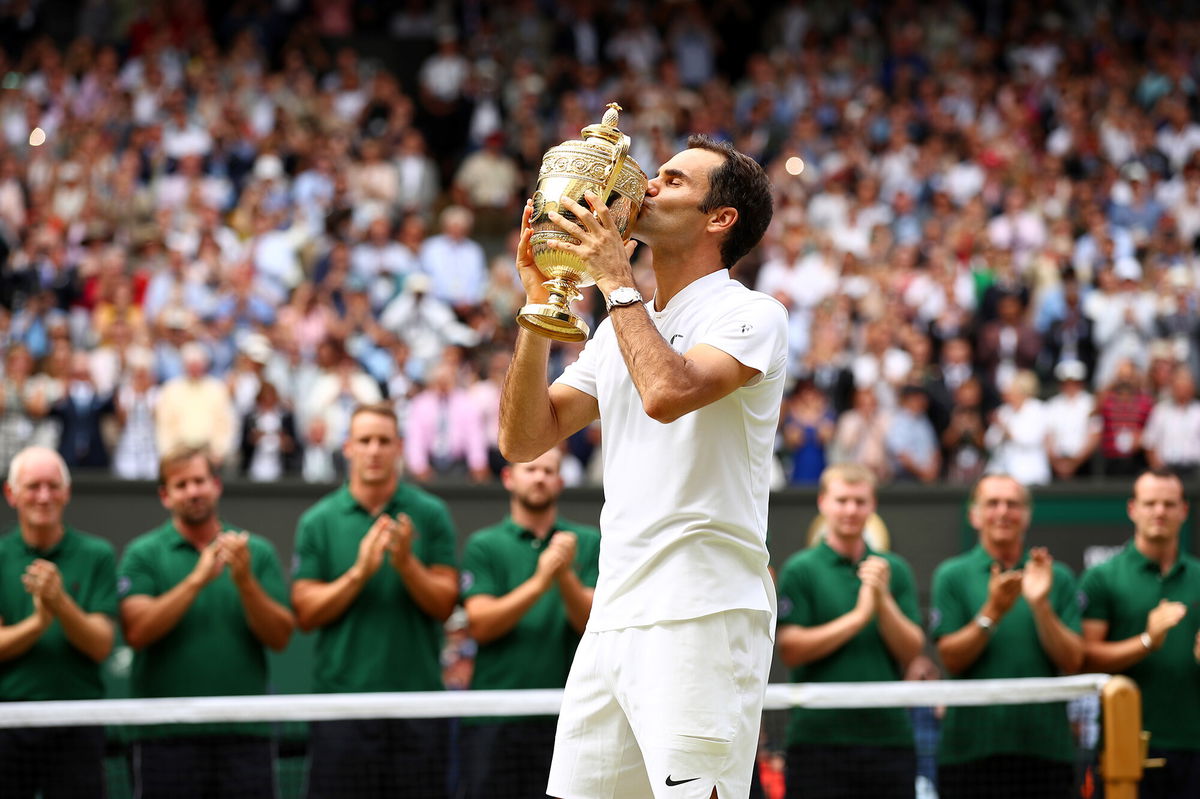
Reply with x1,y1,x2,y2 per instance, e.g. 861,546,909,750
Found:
599,134,630,205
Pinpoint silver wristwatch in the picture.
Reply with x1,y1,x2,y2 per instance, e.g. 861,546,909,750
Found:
975,614,996,634
605,286,643,311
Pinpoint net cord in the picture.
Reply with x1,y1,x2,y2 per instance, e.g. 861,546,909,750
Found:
0,674,1112,729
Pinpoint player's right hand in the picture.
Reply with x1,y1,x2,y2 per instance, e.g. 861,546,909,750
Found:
1145,598,1188,649
355,515,395,580
189,541,226,588
516,199,550,305
985,563,1024,618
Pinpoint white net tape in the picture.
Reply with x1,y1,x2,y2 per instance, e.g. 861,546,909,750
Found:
0,674,1113,729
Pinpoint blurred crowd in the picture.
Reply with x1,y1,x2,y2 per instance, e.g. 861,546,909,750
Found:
4,0,1200,487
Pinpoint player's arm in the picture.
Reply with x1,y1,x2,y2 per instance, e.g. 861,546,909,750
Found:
22,559,113,662
0,609,51,661
391,514,458,623
937,564,1023,676
777,580,877,667
1082,600,1188,672
121,542,224,650
862,558,925,670
219,533,294,652
498,201,600,463
556,567,594,634
465,534,572,643
292,517,391,631
1023,549,1084,674
499,334,599,463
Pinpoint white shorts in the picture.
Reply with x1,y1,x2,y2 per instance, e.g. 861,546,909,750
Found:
547,609,773,799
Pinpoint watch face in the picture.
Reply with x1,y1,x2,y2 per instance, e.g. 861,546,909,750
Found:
611,287,639,305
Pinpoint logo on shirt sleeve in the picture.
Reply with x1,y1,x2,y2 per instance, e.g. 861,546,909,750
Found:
461,571,475,592
117,575,132,598
738,322,753,335
928,608,942,631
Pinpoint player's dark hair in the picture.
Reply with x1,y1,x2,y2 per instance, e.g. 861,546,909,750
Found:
687,134,774,269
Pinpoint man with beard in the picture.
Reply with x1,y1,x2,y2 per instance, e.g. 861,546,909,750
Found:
459,447,601,799
118,445,294,798
291,402,458,798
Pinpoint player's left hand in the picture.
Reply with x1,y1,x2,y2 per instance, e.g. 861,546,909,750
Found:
217,531,253,587
548,531,577,572
389,514,416,571
548,193,638,296
858,556,891,598
1021,547,1054,607
22,559,64,613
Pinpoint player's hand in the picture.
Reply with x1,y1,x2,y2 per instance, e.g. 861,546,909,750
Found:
217,531,253,588
858,556,891,600
389,514,416,572
30,592,52,628
1021,547,1054,607
548,193,638,297
354,515,394,581
22,559,65,613
187,541,226,589
516,199,550,304
985,563,1024,619
1145,599,1188,649
549,531,577,572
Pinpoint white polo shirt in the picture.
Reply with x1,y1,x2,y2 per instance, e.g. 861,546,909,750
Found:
555,269,788,632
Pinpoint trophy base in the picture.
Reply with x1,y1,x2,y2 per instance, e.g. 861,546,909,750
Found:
517,302,590,342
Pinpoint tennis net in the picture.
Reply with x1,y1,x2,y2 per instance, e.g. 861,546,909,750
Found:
0,673,1140,798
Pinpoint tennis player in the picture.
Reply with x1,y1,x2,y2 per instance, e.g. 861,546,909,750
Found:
500,135,785,799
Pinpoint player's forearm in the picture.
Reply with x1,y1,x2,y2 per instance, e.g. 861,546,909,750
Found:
557,569,594,634
1030,601,1084,673
121,579,204,650
499,330,561,461
1082,636,1151,673
936,622,992,676
291,571,369,632
395,559,458,622
53,594,114,662
608,305,700,423
465,574,552,644
0,614,49,661
777,609,871,667
875,595,925,669
234,576,295,651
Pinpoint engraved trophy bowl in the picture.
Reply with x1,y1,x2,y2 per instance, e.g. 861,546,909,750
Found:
517,102,648,342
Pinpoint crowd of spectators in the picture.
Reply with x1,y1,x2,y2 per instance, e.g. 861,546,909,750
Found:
5,1,1200,488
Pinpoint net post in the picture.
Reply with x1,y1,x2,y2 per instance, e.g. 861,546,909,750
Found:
1100,674,1142,799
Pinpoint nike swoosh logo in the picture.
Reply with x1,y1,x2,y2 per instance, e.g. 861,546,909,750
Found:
665,776,701,787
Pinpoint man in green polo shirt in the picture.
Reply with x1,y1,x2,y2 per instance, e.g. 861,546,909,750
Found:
1081,468,1200,799
117,444,294,798
291,402,458,799
460,447,600,799
931,474,1084,799
0,446,116,797
775,464,924,799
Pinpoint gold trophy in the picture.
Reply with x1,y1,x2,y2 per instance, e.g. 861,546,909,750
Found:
517,102,647,342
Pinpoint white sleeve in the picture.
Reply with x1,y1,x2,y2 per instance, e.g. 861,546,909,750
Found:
698,294,789,385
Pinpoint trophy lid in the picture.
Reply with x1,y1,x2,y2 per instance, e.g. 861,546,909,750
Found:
580,102,626,146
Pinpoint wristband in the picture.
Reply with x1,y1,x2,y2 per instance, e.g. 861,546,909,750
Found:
1140,632,1153,650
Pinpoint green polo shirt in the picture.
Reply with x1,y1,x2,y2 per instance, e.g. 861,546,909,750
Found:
1080,541,1200,750
462,516,601,696
776,540,921,748
294,482,457,693
931,545,1082,765
0,526,117,701
117,520,289,699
